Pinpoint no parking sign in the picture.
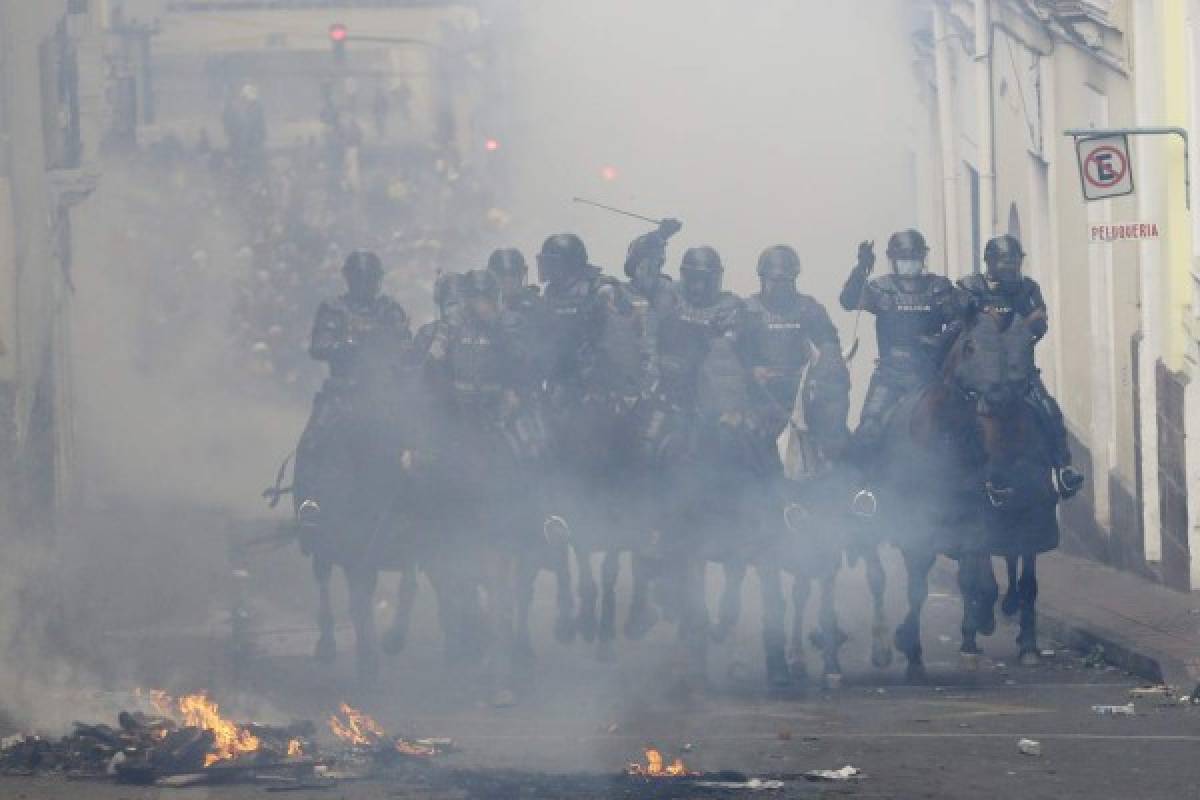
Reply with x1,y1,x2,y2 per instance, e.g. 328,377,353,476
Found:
1076,134,1134,201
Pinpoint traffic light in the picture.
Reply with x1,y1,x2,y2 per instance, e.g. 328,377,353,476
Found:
329,23,347,64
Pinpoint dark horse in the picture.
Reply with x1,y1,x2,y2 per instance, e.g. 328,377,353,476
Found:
291,354,431,683
950,308,1062,665
860,343,995,682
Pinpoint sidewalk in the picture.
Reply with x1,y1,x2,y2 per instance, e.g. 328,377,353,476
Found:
1019,551,1200,688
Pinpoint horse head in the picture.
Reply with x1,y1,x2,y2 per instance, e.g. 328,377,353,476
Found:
949,311,1051,509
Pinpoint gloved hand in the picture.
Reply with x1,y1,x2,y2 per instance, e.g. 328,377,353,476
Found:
856,240,876,274
657,218,683,239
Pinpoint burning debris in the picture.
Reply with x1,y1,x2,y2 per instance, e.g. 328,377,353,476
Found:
0,694,463,789
0,690,316,785
628,748,697,777
328,702,455,760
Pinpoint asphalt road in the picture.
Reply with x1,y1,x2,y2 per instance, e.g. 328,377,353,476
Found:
2,553,1198,799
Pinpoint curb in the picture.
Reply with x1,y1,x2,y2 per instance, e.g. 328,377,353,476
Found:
1037,609,1169,686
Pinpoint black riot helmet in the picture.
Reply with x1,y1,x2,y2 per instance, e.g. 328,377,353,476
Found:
536,233,588,285
624,231,667,281
885,229,930,277
461,269,502,322
983,235,1025,290
433,272,464,317
680,246,724,307
756,245,801,302
486,248,528,296
343,251,384,302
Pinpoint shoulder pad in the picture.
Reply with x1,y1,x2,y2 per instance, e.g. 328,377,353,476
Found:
1020,276,1042,295
794,292,827,312
958,274,987,293
926,275,954,292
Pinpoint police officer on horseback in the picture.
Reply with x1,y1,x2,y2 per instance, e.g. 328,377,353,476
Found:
744,245,851,461
960,235,1084,497
294,251,412,522
840,230,964,475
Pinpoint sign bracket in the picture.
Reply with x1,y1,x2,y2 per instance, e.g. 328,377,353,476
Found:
1064,127,1190,209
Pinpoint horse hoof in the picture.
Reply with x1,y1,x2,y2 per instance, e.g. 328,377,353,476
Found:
1001,591,1020,617
314,635,336,665
960,652,980,672
979,607,997,637
1019,650,1041,668
596,638,615,662
380,626,407,655
894,624,919,656
905,663,928,684
554,614,577,644
871,641,894,669
623,605,659,641
823,672,843,690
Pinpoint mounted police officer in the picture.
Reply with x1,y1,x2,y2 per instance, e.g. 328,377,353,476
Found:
294,251,412,521
744,245,851,462
960,235,1084,497
840,230,964,478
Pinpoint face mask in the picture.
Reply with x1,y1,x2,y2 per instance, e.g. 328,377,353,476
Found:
892,258,925,276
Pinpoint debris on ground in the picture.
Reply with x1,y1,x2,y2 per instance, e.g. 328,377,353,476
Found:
1082,644,1108,669
694,778,786,791
1091,702,1136,716
803,765,863,782
1129,686,1172,698
1017,738,1042,757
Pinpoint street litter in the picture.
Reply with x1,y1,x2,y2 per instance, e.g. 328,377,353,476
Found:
803,765,862,782
694,778,785,791
1091,703,1135,716
1040,649,1056,658
1017,739,1041,756
1129,686,1171,697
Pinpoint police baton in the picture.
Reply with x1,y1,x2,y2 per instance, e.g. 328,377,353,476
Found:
571,197,664,226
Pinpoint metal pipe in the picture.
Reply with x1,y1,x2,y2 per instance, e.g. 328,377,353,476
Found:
975,0,996,250
1063,126,1191,209
933,5,962,277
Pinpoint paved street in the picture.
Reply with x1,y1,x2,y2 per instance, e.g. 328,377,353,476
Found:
2,555,1198,799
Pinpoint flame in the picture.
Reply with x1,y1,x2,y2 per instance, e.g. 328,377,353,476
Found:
628,748,695,777
328,702,386,747
177,693,261,767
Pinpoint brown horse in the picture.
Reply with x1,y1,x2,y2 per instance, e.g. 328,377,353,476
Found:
950,309,1061,665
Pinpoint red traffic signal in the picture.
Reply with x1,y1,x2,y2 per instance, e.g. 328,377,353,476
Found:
329,23,348,43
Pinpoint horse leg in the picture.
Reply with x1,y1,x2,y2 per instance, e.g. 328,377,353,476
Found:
1001,554,1020,616
787,572,811,682
381,561,418,655
677,557,710,686
712,560,746,643
864,545,893,669
624,553,659,641
483,549,518,706
513,553,537,670
956,554,984,667
313,556,337,664
895,548,935,684
1017,554,1041,665
551,540,577,643
758,565,790,688
596,550,620,661
814,572,847,688
576,546,598,643
345,565,380,684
